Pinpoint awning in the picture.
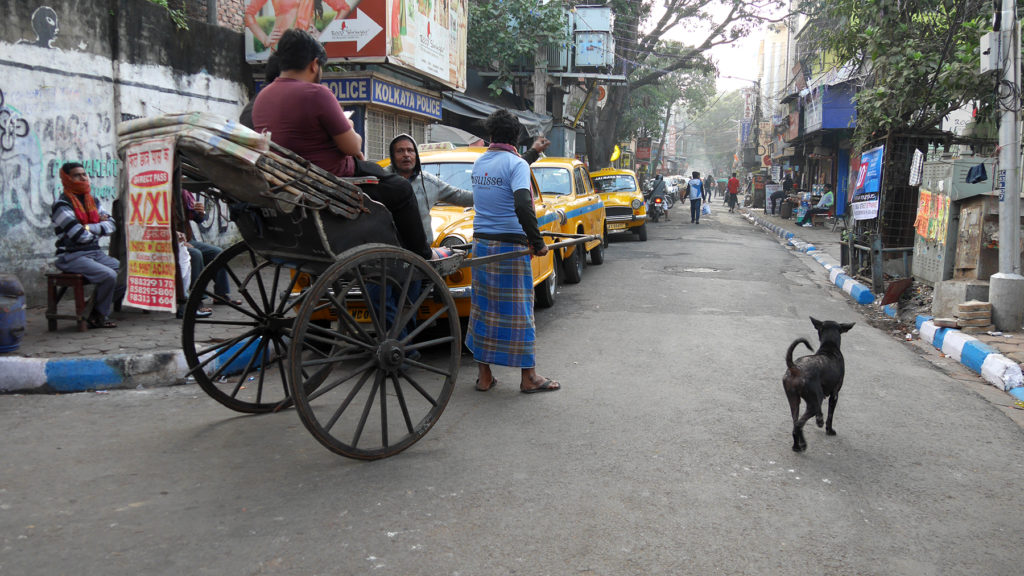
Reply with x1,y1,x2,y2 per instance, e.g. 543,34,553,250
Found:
426,124,485,146
442,92,553,138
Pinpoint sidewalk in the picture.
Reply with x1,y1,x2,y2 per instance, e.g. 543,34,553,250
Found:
742,205,1024,404
0,304,188,393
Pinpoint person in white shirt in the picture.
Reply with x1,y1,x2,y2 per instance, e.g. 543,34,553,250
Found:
799,184,835,227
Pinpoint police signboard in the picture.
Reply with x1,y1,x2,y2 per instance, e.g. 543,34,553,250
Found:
323,77,442,121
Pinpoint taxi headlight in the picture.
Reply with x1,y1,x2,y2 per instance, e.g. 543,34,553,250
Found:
631,199,643,209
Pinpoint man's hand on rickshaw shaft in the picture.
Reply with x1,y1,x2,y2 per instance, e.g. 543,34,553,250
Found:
532,244,549,257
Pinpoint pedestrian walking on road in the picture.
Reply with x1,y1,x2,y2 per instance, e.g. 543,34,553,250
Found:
727,172,740,213
466,109,560,394
687,171,705,224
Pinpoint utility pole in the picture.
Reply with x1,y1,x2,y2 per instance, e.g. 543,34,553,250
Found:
990,1,1024,330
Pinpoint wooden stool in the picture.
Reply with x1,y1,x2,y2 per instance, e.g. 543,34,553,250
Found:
45,273,95,332
811,213,827,227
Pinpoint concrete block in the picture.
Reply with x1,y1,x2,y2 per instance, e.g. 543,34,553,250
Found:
932,280,989,317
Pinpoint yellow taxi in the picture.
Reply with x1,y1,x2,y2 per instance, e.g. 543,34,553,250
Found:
529,157,607,283
380,146,562,319
589,167,647,241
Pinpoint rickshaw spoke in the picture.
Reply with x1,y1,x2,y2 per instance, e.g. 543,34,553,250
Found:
305,357,377,403
323,288,375,345
232,335,270,402
189,328,260,373
390,372,416,434
349,372,384,448
395,370,441,407
305,322,374,353
354,265,387,338
273,265,305,316
379,373,390,447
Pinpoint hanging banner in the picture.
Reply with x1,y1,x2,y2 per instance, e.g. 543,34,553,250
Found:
123,137,177,313
852,145,884,220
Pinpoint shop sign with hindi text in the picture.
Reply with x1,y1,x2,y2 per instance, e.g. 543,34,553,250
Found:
123,137,177,313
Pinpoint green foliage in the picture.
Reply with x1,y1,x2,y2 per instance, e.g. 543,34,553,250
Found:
802,0,990,149
467,0,569,96
146,0,189,31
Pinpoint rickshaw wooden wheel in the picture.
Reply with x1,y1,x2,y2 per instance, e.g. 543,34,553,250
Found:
182,242,320,414
288,244,461,460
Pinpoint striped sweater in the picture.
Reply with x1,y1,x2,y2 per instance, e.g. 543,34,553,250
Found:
51,196,116,254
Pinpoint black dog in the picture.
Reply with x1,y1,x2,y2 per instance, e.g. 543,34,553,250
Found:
783,317,855,452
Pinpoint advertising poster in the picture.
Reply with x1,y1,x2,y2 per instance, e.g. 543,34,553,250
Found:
852,145,884,221
388,0,467,91
123,137,177,313
244,0,365,60
244,0,467,91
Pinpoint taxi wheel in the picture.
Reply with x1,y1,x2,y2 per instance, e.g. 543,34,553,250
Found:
589,234,606,265
535,253,558,309
635,223,648,241
562,246,583,284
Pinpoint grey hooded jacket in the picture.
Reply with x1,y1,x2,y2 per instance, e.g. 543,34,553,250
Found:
386,134,474,243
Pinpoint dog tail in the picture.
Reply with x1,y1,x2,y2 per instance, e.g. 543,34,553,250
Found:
786,338,814,372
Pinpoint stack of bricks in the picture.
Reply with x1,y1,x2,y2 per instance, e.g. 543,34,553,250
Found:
956,300,993,333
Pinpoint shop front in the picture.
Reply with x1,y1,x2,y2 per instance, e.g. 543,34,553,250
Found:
324,73,443,161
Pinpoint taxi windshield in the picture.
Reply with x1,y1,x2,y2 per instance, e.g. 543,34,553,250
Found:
532,167,573,195
593,175,636,193
421,162,474,200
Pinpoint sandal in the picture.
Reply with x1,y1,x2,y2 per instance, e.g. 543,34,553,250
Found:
475,377,498,392
521,377,560,394
212,296,243,306
87,315,117,329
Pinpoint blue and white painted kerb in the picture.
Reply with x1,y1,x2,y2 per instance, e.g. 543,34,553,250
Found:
0,350,189,393
746,213,877,305
916,315,1024,393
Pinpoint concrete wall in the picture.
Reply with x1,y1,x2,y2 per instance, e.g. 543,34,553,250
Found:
0,0,251,303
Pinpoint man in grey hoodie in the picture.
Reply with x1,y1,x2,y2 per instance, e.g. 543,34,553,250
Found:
386,133,552,242
386,134,475,243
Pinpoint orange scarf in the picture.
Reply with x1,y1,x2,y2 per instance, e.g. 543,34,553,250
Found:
60,169,100,224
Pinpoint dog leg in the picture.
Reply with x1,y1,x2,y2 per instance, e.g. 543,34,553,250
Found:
793,407,814,452
825,392,839,436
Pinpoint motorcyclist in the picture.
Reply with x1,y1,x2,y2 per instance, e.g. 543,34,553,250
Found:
648,174,670,221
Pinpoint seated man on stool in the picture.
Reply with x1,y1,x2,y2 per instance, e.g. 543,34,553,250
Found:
51,163,125,328
252,29,431,260
798,184,834,227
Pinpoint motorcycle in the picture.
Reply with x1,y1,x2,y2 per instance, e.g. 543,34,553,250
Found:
648,195,667,223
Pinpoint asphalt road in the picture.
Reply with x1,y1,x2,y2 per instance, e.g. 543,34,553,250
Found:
2,208,1022,575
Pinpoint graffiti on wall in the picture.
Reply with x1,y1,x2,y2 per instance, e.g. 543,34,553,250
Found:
17,6,59,49
0,77,119,238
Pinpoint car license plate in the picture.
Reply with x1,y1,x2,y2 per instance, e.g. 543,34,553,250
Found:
608,223,627,230
349,307,371,322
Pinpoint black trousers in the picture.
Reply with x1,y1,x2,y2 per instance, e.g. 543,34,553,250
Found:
354,159,431,259
769,191,787,215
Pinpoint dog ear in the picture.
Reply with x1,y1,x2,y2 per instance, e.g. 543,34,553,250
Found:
810,316,822,329
840,322,855,333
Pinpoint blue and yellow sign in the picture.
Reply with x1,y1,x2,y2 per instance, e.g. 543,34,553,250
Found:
322,77,442,120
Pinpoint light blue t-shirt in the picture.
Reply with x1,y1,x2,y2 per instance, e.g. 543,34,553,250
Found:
687,178,704,200
471,150,532,236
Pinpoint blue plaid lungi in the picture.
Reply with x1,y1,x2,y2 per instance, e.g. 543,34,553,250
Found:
465,238,536,368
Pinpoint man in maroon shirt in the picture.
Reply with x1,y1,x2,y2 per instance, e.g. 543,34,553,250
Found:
252,29,430,259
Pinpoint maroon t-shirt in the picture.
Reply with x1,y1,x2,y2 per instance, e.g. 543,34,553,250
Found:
252,77,355,177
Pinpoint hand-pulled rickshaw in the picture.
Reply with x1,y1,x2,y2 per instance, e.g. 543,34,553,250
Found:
118,113,595,460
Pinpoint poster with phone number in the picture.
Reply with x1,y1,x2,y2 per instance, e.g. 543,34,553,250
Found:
852,145,884,221
123,137,177,313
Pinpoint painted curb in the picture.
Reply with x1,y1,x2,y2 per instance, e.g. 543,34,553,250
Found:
746,213,877,306
915,315,1024,392
0,350,188,394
